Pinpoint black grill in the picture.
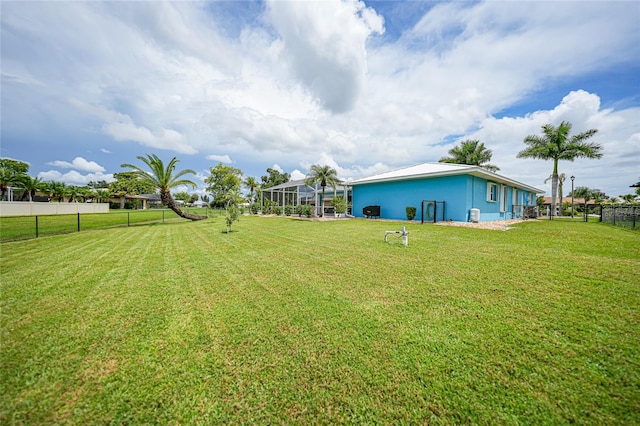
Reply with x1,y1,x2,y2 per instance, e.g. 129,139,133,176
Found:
363,205,380,218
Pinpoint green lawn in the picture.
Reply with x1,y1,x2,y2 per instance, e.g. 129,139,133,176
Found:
0,208,214,242
1,217,638,424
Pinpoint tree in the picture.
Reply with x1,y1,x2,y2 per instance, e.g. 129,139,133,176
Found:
205,163,243,208
223,189,241,233
19,176,45,201
94,189,112,203
0,167,24,201
545,173,567,215
46,181,67,202
619,194,638,203
121,154,207,221
439,140,500,172
517,121,601,218
173,191,191,203
0,158,29,175
65,185,82,203
304,164,341,217
260,167,290,189
571,186,597,214
109,172,156,196
244,176,259,209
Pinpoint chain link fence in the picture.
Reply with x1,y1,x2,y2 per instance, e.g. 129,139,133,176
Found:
601,205,639,230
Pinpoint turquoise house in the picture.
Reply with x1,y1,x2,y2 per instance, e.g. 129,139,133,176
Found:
350,163,543,222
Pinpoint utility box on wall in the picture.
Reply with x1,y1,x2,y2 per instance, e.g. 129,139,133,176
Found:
470,208,480,223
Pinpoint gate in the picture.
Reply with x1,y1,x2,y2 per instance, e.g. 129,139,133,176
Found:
421,200,445,224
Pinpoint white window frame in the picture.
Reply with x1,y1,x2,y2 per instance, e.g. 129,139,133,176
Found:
513,188,519,207
487,182,498,202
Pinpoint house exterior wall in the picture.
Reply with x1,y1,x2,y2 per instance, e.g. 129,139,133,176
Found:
353,174,536,222
353,175,469,221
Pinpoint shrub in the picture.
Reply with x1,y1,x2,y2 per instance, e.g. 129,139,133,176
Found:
250,203,260,215
333,196,347,215
295,205,304,216
274,206,283,216
303,204,313,218
284,205,293,216
406,206,417,220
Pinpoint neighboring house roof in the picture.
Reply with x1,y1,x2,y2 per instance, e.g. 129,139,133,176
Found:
139,194,161,201
350,162,544,193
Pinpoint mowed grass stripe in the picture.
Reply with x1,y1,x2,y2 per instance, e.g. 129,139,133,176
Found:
1,216,638,424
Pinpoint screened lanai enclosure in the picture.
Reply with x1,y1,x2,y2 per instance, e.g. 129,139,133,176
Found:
260,179,352,216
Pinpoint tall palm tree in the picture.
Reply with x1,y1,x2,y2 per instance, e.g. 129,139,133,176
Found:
121,154,207,221
545,173,567,215
304,164,341,217
517,121,601,218
243,176,259,211
439,140,500,172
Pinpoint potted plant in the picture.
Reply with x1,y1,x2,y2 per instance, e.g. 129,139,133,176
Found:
333,196,347,218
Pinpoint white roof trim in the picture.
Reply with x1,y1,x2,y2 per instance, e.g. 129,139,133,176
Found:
350,162,544,193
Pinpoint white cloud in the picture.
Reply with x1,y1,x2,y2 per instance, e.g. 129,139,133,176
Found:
100,148,111,154
102,120,195,155
47,157,106,173
266,0,384,113
290,169,305,181
37,170,115,186
459,91,640,197
206,154,232,164
2,1,639,198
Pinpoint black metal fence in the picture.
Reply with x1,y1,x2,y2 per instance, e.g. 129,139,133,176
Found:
0,208,215,242
601,205,639,230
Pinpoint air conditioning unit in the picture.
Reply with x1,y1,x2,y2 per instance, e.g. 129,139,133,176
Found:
470,208,480,223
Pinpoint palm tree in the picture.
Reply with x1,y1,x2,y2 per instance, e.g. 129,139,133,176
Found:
46,181,67,202
545,173,567,215
304,164,341,217
243,176,259,211
517,121,601,218
121,154,207,221
95,189,112,203
65,185,81,203
19,176,44,201
439,140,500,172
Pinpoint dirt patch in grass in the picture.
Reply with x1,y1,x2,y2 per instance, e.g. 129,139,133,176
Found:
433,219,533,231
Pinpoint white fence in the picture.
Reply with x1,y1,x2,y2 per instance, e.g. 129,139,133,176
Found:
0,202,109,217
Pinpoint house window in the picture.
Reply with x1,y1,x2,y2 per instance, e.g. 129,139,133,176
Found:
500,185,508,212
487,182,498,202
513,189,519,206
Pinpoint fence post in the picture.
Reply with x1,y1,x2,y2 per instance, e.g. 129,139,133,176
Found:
77,212,81,232
36,215,39,238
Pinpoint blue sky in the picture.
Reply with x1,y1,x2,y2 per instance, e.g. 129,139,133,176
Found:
2,0,639,198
